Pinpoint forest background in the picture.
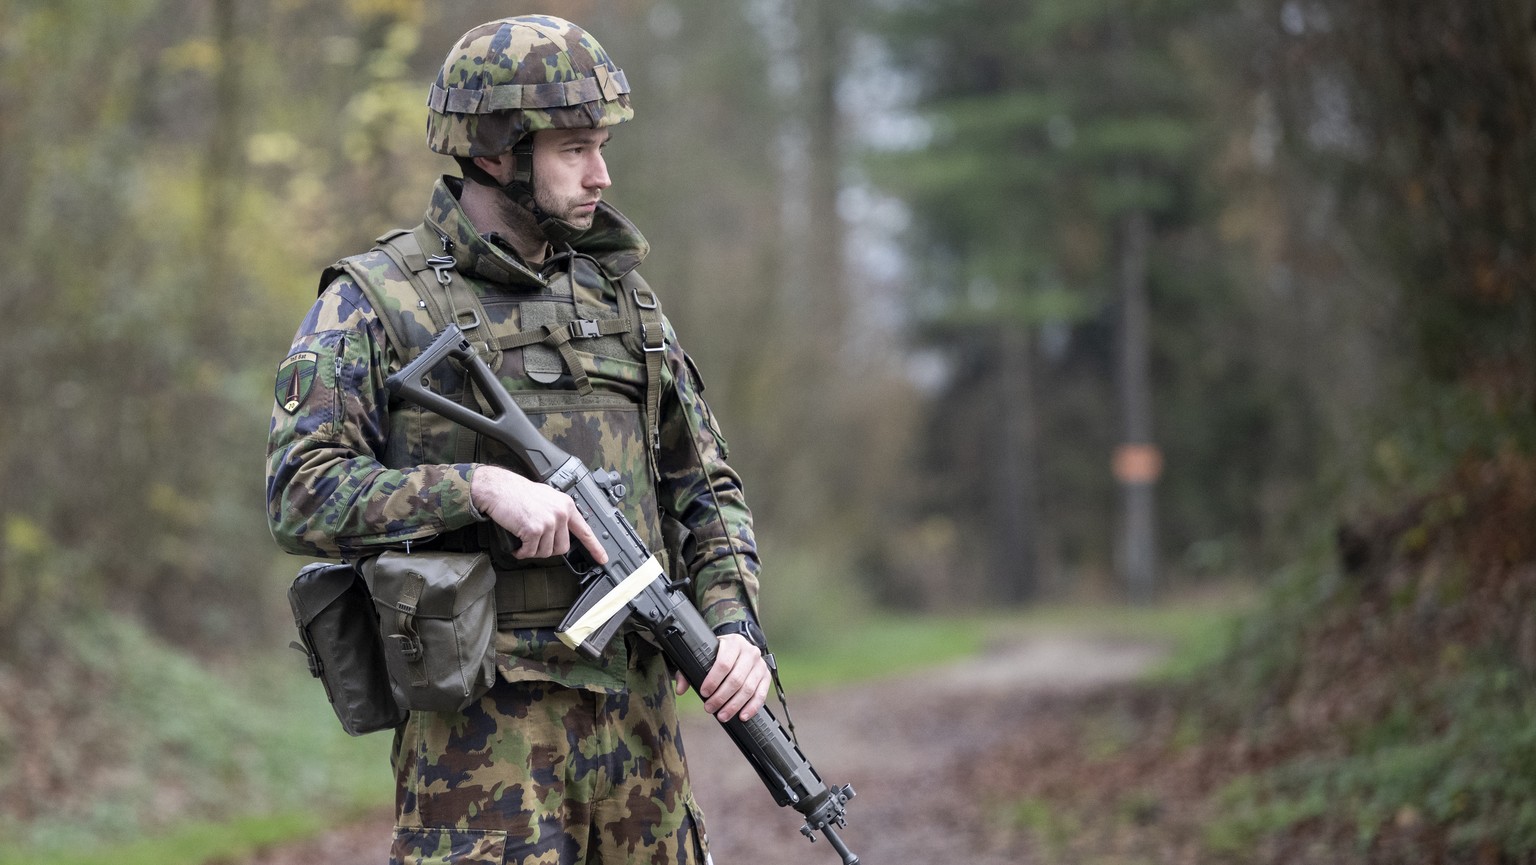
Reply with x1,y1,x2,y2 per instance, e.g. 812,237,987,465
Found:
0,0,1533,861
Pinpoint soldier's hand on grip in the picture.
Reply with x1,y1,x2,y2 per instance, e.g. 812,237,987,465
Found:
470,465,609,564
676,633,771,722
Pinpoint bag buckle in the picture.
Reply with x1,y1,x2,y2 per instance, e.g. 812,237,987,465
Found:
391,633,423,662
290,640,323,678
568,319,602,339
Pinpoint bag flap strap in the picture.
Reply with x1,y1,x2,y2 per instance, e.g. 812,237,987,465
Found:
391,570,429,688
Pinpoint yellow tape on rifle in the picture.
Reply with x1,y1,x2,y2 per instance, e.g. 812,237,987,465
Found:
557,555,664,650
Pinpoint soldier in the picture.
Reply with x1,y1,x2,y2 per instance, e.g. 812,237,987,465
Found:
266,15,770,865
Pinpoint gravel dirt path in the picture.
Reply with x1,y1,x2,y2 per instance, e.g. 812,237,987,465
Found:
235,633,1164,865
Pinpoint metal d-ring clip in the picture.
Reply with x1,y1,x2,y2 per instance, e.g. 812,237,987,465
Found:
629,287,664,351
455,308,482,332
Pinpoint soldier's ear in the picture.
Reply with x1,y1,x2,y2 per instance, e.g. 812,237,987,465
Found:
471,152,516,185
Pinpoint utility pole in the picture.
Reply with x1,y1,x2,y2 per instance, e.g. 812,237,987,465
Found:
1115,207,1160,604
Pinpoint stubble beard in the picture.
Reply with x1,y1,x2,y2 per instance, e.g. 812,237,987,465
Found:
534,185,598,230
496,186,598,238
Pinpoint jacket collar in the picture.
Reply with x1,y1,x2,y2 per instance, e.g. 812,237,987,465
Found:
423,177,650,287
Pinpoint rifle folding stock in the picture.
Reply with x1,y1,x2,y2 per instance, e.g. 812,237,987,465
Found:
385,325,859,863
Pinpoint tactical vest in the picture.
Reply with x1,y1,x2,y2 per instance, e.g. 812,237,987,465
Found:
321,222,669,627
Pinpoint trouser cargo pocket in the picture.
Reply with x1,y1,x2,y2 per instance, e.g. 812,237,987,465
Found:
390,827,507,865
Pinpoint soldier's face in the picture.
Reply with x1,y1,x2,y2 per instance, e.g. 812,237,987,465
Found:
531,128,612,230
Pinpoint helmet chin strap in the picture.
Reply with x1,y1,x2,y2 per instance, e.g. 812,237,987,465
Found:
465,138,587,247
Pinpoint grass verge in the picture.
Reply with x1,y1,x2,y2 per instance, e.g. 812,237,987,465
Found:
0,808,367,865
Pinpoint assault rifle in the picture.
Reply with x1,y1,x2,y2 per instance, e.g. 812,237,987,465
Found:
385,324,860,865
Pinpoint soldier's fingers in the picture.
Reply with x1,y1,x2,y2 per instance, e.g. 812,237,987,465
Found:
699,635,745,701
675,670,690,696
698,661,724,702
704,644,756,716
566,506,609,565
514,535,538,559
519,524,556,559
719,658,770,722
550,512,572,557
713,665,757,722
740,666,770,721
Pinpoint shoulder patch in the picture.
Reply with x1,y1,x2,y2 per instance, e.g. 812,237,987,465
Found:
275,351,319,414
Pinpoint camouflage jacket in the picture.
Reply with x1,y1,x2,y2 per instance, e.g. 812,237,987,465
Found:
266,177,760,693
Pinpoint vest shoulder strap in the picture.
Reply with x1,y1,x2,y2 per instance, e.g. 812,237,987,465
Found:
368,226,457,360
619,269,667,453
318,226,447,366
322,227,480,464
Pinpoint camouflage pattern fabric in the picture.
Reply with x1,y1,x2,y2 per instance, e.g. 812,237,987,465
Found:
266,175,759,861
266,177,761,687
427,16,634,158
390,642,709,865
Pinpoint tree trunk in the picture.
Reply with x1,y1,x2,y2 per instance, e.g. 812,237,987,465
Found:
203,0,242,309
994,323,1040,603
795,0,846,339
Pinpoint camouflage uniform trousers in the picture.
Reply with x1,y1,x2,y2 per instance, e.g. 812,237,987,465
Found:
390,645,711,865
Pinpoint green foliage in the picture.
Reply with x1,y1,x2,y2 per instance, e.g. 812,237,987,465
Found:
1188,543,1347,728
1254,0,1536,431
1207,663,1536,857
0,613,390,858
1175,436,1536,859
754,537,874,655
0,0,379,649
1363,385,1536,511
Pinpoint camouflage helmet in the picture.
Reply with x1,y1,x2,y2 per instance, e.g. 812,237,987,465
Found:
426,15,633,157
